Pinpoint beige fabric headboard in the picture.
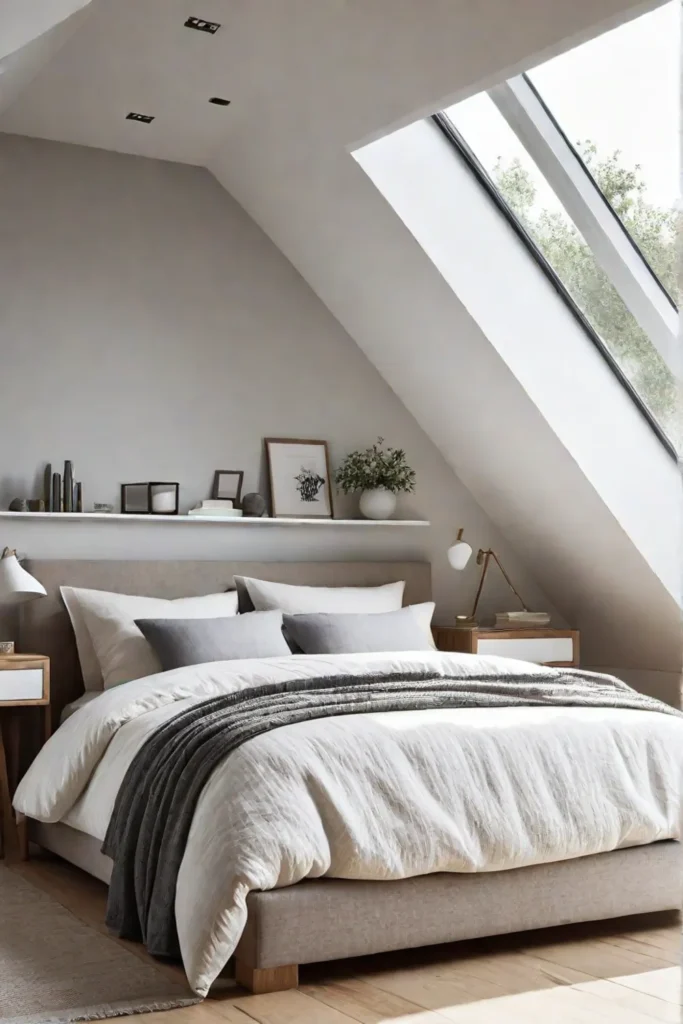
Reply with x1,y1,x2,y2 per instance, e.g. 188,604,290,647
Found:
19,560,431,720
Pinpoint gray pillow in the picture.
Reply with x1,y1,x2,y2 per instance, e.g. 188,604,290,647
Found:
282,607,434,655
135,611,290,671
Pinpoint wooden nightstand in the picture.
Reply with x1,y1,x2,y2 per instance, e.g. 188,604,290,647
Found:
433,627,579,668
0,654,50,860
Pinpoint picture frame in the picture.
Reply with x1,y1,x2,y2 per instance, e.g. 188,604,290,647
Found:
120,482,150,515
264,438,333,519
120,482,179,515
212,470,244,505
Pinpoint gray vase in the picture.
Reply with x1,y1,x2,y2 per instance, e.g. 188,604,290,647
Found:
64,461,74,513
241,492,267,517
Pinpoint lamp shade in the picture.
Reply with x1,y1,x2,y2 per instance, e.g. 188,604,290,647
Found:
0,549,46,604
447,540,473,571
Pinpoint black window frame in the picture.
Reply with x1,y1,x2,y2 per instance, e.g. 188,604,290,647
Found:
522,73,678,312
431,111,677,461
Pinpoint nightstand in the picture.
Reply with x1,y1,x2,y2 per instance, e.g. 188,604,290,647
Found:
0,655,50,860
433,627,579,668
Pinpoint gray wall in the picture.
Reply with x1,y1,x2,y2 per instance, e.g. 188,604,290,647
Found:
0,134,556,623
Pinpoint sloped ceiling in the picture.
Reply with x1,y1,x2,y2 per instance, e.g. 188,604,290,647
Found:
0,2,93,116
1,0,676,691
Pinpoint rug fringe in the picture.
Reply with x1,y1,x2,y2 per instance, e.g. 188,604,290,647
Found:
3,993,202,1024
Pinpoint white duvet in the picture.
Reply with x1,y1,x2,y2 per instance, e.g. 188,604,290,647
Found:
14,650,683,995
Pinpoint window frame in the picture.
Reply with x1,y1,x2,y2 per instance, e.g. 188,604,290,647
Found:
431,111,677,460
522,73,678,312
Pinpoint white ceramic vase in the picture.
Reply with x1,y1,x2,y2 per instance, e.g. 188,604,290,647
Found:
359,487,397,520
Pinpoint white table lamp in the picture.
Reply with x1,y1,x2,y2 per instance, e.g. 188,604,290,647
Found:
0,548,46,603
447,528,473,571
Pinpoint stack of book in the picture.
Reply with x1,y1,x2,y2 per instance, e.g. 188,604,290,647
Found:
188,499,243,518
494,611,550,629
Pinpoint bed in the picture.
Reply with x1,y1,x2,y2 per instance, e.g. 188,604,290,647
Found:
12,559,683,997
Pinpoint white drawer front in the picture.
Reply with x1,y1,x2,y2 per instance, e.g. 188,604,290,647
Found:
0,668,44,701
478,637,574,665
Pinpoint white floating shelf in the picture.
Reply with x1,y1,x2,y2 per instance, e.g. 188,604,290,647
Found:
0,511,430,528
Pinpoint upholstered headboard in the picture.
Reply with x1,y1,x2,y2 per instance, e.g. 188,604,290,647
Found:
18,560,431,720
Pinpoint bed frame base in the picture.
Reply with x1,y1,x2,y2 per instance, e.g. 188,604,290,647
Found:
235,960,299,994
29,822,681,996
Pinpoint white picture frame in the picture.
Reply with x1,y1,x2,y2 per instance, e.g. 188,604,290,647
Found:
265,438,333,518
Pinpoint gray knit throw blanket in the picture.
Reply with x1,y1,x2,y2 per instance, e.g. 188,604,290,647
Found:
102,665,679,959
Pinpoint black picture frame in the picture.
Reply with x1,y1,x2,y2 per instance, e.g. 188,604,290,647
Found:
120,481,179,515
148,482,180,515
121,483,150,514
212,470,244,506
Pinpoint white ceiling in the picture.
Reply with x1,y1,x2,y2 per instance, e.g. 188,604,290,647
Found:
0,0,660,166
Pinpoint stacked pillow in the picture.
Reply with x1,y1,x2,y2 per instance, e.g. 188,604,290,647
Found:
61,587,240,690
62,577,435,688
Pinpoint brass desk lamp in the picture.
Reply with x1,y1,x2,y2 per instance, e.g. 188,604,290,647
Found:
447,529,531,627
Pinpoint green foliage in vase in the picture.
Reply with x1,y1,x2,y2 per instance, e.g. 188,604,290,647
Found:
492,142,679,441
335,438,416,494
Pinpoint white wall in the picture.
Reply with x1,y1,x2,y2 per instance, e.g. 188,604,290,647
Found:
0,134,556,624
357,120,681,601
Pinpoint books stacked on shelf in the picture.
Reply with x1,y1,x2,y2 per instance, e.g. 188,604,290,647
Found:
188,499,243,518
494,611,550,629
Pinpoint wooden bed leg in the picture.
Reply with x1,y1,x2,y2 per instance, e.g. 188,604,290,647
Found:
15,812,28,861
234,959,299,994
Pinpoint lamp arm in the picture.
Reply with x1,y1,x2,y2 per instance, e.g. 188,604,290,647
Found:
469,550,491,621
469,549,529,621
490,550,529,612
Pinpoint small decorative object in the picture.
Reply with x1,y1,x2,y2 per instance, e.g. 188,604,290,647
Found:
335,437,416,520
212,470,244,506
63,460,74,513
149,483,179,515
8,498,28,512
448,527,547,628
0,641,14,655
120,483,150,514
44,463,52,512
52,472,61,512
188,501,242,518
76,482,83,513
27,499,45,512
265,438,333,518
241,492,267,518
93,502,114,514
121,482,179,514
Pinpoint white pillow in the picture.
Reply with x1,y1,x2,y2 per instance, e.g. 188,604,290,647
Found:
61,587,239,690
236,576,405,614
410,602,437,647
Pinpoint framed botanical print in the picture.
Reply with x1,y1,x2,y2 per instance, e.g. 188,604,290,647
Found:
264,438,333,518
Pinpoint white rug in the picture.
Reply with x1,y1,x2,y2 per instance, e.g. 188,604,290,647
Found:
0,865,201,1022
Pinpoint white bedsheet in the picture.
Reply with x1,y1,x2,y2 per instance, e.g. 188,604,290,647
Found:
14,651,683,995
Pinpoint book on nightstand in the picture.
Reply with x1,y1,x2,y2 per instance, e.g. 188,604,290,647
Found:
494,611,550,628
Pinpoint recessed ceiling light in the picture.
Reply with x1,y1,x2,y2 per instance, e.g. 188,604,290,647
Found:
126,112,155,123
209,97,230,106
185,16,220,33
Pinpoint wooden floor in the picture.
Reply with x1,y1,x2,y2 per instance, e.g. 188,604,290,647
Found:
8,855,682,1024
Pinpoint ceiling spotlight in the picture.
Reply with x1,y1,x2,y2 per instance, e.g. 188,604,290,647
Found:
209,97,230,106
185,16,220,33
126,112,154,123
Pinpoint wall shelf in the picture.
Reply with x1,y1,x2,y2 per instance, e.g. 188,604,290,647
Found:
0,511,430,528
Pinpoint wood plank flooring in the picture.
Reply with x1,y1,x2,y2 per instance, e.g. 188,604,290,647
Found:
8,855,681,1023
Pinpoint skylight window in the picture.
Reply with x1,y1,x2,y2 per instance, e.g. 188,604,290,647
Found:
528,1,679,305
441,2,680,451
